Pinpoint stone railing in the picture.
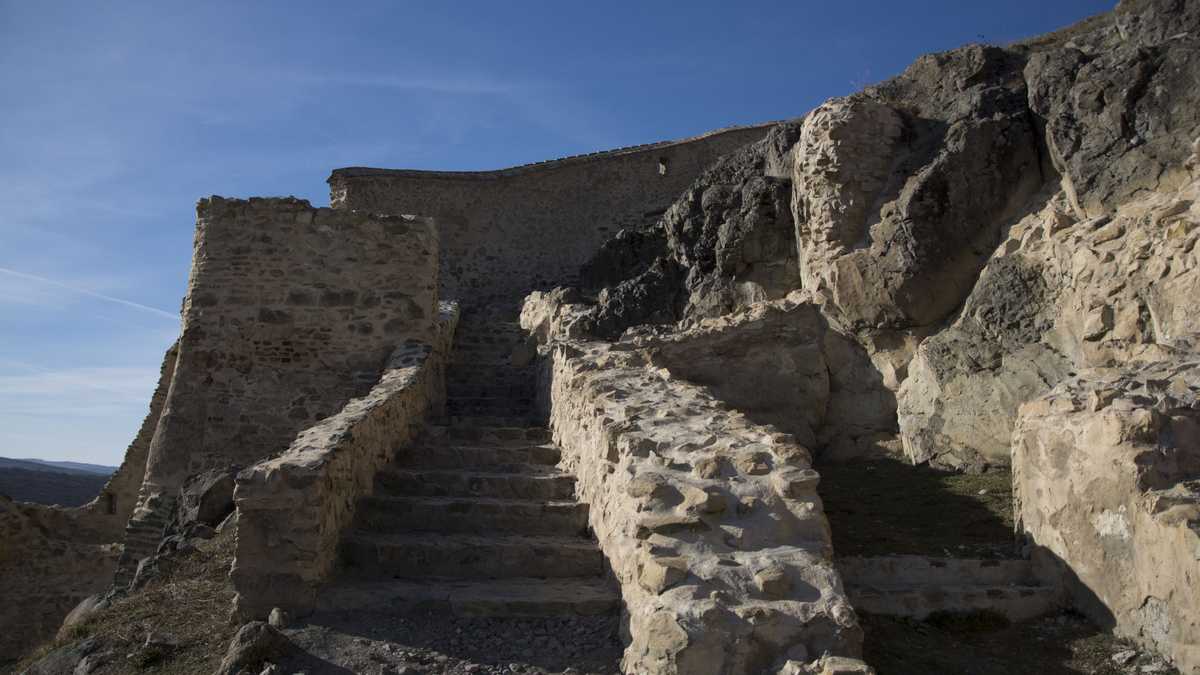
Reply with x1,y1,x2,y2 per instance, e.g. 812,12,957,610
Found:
231,302,459,619
539,338,863,674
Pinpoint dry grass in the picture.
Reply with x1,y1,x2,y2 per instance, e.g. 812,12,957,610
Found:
11,527,237,674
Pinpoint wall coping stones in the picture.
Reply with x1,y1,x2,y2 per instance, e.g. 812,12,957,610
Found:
328,122,780,183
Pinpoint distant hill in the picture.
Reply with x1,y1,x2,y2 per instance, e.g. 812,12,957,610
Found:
0,457,115,507
0,457,116,475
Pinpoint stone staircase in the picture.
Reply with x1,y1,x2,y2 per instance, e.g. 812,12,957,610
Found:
321,315,619,618
836,555,1064,621
112,493,176,588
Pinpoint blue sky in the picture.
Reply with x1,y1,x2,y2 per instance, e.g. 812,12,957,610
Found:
0,1,1112,465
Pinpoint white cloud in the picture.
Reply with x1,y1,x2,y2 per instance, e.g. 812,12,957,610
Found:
0,267,178,320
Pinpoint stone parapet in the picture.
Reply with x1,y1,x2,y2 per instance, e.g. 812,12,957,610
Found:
328,125,773,311
232,302,459,619
540,338,861,674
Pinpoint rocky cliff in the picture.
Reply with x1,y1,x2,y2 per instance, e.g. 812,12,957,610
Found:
540,0,1200,669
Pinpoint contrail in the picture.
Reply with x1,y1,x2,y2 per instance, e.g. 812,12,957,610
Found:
0,266,178,321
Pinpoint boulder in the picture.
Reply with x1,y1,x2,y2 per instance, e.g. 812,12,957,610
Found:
215,621,295,675
178,467,237,528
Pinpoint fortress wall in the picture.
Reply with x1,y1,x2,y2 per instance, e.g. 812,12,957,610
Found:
139,198,439,497
233,302,459,619
327,124,774,314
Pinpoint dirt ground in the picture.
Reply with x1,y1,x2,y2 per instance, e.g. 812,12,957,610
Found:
818,457,1017,558
280,610,622,675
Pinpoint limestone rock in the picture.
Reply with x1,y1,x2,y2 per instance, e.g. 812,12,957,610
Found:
56,593,109,642
900,171,1200,469
634,296,898,462
18,637,109,675
1013,358,1200,672
794,46,1042,330
1024,0,1200,219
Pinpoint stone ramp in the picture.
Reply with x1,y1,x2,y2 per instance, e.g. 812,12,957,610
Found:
322,316,619,619
837,555,1064,621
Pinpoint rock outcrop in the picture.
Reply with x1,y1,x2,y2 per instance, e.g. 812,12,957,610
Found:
794,46,1043,331
1014,357,1200,672
580,121,804,338
896,0,1200,471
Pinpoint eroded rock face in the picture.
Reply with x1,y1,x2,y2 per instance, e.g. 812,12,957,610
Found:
894,0,1200,471
900,170,1200,470
1026,0,1200,219
794,46,1043,331
1013,358,1200,672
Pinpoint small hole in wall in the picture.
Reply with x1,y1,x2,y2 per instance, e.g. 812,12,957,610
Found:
658,158,669,176
105,493,117,515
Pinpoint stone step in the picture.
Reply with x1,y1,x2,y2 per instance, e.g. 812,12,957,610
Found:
376,468,576,500
446,405,537,418
446,397,535,408
317,577,619,617
447,370,534,384
339,532,603,579
447,415,541,428
355,496,590,536
400,445,561,470
440,425,551,445
444,410,537,425
445,384,535,399
454,332,525,345
843,583,1063,622
836,556,1040,588
446,396,536,408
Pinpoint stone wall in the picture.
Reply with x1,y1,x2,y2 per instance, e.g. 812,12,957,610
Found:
328,124,773,312
114,198,440,585
538,336,861,674
232,302,458,619
141,197,438,495
1013,359,1200,672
